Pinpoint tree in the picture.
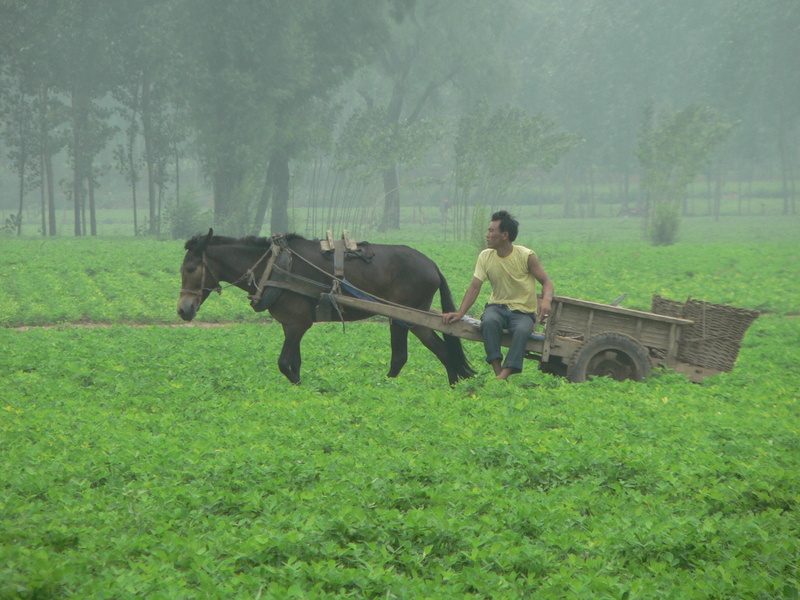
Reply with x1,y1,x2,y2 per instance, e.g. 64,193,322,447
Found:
453,101,579,238
0,0,69,236
712,0,800,216
112,76,142,235
509,0,727,211
350,0,513,230
0,84,40,235
41,0,127,235
334,104,443,224
636,101,737,245
251,0,397,236
171,1,312,228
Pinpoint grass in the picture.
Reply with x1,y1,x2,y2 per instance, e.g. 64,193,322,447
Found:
1,210,798,598
1,320,798,598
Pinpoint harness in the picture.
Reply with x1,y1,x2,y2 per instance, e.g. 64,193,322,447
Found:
181,233,407,329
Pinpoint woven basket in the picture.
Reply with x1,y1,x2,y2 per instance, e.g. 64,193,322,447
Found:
651,295,685,319
651,295,759,372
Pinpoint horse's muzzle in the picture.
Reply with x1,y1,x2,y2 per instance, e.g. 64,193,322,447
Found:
177,298,197,321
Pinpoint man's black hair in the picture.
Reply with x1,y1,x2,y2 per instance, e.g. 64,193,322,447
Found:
492,210,519,242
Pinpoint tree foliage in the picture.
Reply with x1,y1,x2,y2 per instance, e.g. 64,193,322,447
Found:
349,0,513,230
636,101,737,245
1,0,798,235
453,101,580,235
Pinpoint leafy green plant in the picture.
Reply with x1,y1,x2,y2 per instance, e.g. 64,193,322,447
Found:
1,210,798,598
1,316,798,598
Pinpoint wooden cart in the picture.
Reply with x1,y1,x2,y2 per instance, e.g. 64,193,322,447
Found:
324,292,759,383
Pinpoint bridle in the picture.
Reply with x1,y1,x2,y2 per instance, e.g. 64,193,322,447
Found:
180,252,222,299
179,242,278,301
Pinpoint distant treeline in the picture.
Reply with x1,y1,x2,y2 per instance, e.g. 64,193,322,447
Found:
0,0,797,238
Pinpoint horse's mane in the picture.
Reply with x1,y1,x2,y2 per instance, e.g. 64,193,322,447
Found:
184,232,305,251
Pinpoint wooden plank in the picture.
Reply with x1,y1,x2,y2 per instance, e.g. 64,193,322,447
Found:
330,293,692,368
542,299,563,362
553,295,694,325
586,308,595,337
330,294,546,353
552,298,688,351
666,323,679,363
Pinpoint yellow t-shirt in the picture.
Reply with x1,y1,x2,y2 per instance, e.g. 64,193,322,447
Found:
473,245,538,313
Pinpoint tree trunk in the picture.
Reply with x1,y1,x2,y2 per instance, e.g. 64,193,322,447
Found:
40,155,46,237
16,141,25,236
131,140,139,236
88,170,97,235
71,88,90,236
173,106,180,207
128,96,139,236
212,174,236,227
623,164,630,208
378,79,406,232
39,85,56,236
157,180,163,235
270,151,290,235
44,134,55,236
380,165,401,231
251,162,274,236
713,163,722,222
141,71,158,235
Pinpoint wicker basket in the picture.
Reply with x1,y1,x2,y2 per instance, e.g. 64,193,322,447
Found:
651,295,685,319
651,295,759,372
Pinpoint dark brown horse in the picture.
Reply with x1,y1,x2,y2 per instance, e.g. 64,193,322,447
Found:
177,229,475,385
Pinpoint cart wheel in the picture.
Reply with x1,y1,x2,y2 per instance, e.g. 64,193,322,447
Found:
567,332,651,383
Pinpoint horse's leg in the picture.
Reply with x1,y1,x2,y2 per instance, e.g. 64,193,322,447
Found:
278,322,310,384
388,321,409,378
409,326,458,385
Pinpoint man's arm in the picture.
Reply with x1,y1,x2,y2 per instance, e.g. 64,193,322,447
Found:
442,277,483,324
528,253,554,319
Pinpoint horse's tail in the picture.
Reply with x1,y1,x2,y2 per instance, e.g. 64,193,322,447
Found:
437,267,476,382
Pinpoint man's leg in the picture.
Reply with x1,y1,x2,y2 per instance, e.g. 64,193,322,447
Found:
501,312,535,376
480,305,506,375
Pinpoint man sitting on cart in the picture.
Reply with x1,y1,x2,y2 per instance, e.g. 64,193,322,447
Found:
443,210,554,380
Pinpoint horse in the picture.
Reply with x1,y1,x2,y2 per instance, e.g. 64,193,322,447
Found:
176,229,475,385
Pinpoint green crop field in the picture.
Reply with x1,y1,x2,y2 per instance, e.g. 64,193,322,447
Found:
1,213,799,599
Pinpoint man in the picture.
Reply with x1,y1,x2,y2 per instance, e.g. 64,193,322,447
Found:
443,210,554,380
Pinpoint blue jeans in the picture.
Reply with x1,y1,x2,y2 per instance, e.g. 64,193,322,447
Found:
480,304,536,373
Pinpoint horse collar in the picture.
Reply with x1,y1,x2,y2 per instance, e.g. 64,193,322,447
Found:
272,234,289,250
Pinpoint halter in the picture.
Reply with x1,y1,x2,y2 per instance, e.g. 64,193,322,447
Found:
180,252,222,298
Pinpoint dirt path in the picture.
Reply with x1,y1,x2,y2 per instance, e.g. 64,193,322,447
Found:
10,321,245,331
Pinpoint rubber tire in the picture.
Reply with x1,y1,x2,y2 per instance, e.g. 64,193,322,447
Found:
567,332,651,383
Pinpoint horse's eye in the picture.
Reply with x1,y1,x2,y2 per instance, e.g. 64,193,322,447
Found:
186,266,197,274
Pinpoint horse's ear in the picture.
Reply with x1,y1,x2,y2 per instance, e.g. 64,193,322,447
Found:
195,228,213,253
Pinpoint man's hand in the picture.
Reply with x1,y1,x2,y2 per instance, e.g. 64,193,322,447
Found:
537,298,552,321
442,311,464,324
444,277,483,326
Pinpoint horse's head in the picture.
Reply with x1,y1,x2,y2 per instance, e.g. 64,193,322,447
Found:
177,228,220,321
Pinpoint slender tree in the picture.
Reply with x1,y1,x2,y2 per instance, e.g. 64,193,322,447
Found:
352,0,513,230
636,101,737,245
0,85,40,235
